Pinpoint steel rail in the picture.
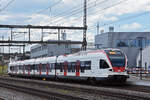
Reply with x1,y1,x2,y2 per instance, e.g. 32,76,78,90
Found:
0,81,86,100
0,76,150,100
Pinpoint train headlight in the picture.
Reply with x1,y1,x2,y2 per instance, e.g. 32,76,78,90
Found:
109,69,113,71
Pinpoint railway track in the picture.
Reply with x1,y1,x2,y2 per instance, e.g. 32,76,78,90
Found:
0,76,150,100
0,77,86,100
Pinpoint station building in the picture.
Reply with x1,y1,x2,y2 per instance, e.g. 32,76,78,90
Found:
30,40,82,58
95,28,150,67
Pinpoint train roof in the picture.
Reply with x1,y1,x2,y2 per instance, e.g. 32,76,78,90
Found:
9,48,123,66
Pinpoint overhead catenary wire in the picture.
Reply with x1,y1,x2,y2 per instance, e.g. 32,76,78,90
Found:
88,11,150,31
0,0,15,12
51,0,108,25
52,0,98,19
76,0,128,28
35,0,62,14
52,0,127,26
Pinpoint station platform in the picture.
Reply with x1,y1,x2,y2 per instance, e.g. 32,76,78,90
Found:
127,75,150,86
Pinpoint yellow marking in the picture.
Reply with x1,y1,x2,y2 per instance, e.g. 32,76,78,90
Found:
45,86,49,88
109,51,116,55
58,89,69,94
43,78,46,81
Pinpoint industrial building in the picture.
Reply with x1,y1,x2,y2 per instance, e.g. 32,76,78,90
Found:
95,27,150,67
136,46,150,70
30,40,82,58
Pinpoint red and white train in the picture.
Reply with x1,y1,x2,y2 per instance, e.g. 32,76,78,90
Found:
8,48,129,83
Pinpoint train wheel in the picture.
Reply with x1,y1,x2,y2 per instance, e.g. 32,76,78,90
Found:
87,77,97,85
55,77,59,81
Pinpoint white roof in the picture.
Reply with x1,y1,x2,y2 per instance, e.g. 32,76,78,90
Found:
9,49,123,65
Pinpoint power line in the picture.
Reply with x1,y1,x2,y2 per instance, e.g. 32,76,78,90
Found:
52,0,97,19
80,0,128,27
35,0,62,14
87,0,129,30
51,0,108,25
53,0,126,26
0,0,15,12
57,0,125,28
88,11,150,31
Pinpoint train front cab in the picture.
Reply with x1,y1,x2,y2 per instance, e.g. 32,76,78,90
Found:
102,50,129,82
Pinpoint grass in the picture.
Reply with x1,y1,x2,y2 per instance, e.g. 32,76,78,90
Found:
0,65,8,75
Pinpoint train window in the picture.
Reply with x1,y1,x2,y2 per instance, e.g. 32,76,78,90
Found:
71,62,76,72
30,65,35,71
36,64,41,72
25,65,28,71
21,65,24,70
14,66,17,71
100,60,109,69
42,64,47,72
19,66,21,70
56,63,60,70
36,65,40,72
10,66,14,71
48,64,52,72
68,62,71,72
21,66,24,70
80,61,85,73
60,63,63,72
51,63,55,69
85,61,91,70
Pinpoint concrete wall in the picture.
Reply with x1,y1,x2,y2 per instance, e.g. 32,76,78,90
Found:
47,44,71,56
137,46,150,69
30,41,82,58
95,33,109,48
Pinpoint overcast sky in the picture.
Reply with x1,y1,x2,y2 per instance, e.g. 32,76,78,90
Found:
0,0,150,53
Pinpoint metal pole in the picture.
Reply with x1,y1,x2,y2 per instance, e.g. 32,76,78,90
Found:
8,37,10,61
23,45,25,60
55,56,58,79
41,28,43,41
58,29,60,46
97,22,99,35
140,39,143,80
29,28,30,42
2,36,4,53
137,37,145,80
82,0,87,51
58,29,60,41
11,28,13,41
23,32,25,59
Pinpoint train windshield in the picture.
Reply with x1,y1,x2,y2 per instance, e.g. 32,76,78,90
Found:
105,50,125,67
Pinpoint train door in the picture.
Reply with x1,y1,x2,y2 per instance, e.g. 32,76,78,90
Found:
64,62,68,76
99,59,110,77
76,61,80,76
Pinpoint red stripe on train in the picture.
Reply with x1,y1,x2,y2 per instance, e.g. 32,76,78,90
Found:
28,65,30,75
39,64,42,75
64,62,67,76
76,61,80,76
112,67,125,72
46,63,49,75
